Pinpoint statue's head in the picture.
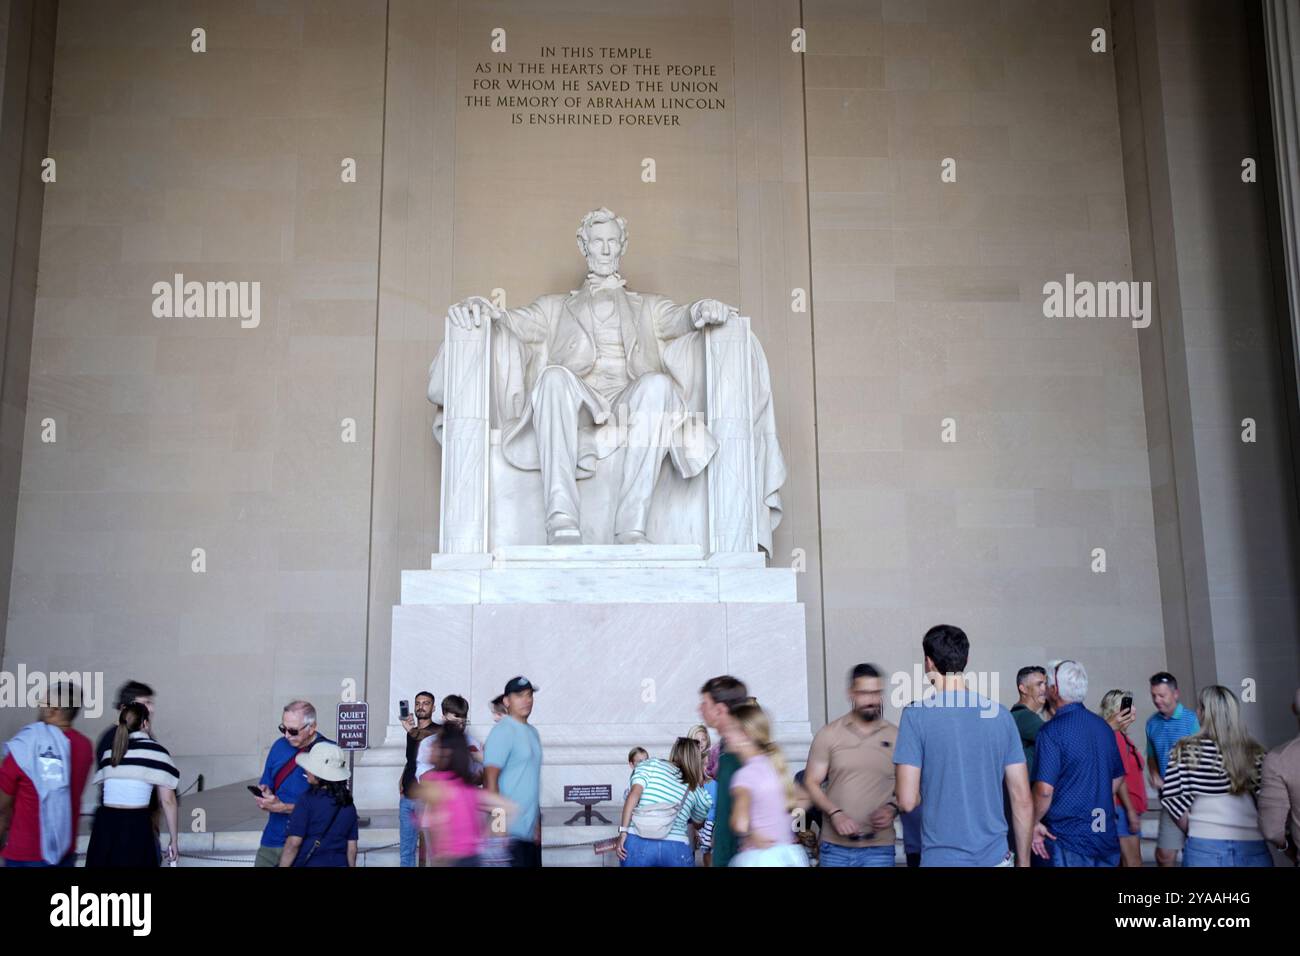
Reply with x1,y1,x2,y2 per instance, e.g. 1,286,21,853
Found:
576,207,628,277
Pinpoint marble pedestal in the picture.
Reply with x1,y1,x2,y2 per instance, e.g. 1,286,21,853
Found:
352,545,812,814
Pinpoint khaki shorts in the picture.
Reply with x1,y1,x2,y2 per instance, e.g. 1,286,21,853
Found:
1155,809,1187,852
254,845,284,868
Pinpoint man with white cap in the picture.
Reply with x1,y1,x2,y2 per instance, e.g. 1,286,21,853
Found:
279,742,358,867
483,676,543,867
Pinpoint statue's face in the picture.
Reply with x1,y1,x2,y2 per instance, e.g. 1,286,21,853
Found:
581,219,624,276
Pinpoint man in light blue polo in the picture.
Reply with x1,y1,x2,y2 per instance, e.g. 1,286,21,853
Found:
1146,671,1200,866
484,676,543,867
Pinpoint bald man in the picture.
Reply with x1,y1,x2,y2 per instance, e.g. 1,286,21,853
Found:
1258,689,1300,865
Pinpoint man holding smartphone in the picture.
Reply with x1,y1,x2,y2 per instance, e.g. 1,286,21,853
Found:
253,700,331,868
398,691,439,867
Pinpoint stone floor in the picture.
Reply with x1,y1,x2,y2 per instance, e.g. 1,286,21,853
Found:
60,778,1185,867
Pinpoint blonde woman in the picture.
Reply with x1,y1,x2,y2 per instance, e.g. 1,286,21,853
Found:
1099,690,1146,867
688,724,711,757
723,703,809,867
1160,685,1271,867
686,724,716,863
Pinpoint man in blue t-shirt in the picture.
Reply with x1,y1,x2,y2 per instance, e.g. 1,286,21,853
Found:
484,676,543,867
253,700,334,867
894,624,1032,866
1145,671,1200,866
1032,660,1125,867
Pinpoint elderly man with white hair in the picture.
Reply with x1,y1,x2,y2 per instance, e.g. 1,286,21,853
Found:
252,700,335,868
1029,660,1127,867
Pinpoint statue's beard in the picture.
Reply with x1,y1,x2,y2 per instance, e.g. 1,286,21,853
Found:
586,255,620,277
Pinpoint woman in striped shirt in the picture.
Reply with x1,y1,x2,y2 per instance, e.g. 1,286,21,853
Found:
87,702,181,867
616,737,712,867
1160,685,1272,867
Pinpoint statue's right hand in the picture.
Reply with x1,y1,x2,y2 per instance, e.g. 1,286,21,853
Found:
448,296,502,330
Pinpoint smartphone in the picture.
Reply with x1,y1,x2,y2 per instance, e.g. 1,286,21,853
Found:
1121,695,1133,713
247,785,263,797
399,699,410,720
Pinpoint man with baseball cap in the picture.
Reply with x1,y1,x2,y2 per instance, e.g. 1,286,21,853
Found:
484,676,543,867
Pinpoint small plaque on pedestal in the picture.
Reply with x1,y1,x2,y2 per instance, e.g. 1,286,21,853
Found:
564,784,613,826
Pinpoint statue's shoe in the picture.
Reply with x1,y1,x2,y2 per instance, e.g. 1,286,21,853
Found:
614,530,650,545
546,520,582,545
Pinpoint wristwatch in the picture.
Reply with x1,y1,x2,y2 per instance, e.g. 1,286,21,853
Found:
618,826,630,834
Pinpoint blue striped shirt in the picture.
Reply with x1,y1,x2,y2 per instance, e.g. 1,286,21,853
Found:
1145,703,1200,779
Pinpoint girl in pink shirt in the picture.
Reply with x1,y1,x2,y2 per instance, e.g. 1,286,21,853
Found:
416,726,487,866
723,703,809,867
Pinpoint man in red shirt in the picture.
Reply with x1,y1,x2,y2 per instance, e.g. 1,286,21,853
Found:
0,683,94,867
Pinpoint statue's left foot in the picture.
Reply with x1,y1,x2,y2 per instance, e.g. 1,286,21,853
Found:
614,530,650,545
546,514,582,545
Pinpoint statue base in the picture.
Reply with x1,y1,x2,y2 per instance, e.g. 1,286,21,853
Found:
352,546,813,833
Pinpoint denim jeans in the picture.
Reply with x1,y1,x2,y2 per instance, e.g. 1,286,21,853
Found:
819,842,895,867
1048,841,1119,867
3,851,76,868
620,833,694,867
1183,836,1273,868
399,795,420,868
509,839,542,868
1115,805,1139,838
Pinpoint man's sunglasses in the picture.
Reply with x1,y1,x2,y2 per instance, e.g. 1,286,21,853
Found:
278,724,307,736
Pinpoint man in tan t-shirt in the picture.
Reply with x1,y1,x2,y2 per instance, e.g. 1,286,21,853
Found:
804,663,900,866
1258,688,1300,865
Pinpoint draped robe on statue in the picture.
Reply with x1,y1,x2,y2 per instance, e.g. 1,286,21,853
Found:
428,278,787,552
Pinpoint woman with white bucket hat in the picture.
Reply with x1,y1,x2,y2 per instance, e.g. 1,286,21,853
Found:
278,743,359,867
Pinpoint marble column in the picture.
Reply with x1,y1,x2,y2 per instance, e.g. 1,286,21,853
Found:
1263,0,1300,403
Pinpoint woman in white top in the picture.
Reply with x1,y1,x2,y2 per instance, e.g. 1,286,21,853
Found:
87,702,181,867
1160,685,1271,867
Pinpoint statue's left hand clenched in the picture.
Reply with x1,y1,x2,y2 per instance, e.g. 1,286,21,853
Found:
690,298,737,328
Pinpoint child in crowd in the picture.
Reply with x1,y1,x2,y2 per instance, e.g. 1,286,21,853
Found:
416,725,512,867
687,725,717,866
623,746,649,800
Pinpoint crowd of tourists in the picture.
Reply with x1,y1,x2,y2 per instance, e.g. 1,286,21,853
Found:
3,625,1298,868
